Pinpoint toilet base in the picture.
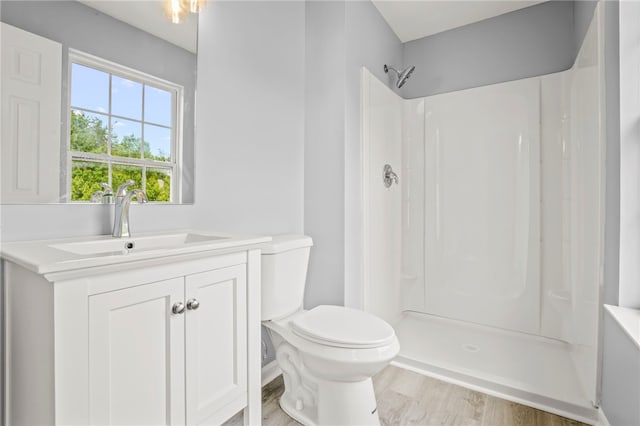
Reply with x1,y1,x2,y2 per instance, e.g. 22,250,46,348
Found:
280,377,380,426
264,316,396,426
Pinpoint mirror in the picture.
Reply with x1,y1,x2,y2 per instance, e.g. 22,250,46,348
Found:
0,0,197,204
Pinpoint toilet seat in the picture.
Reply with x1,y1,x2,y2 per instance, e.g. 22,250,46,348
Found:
291,305,396,349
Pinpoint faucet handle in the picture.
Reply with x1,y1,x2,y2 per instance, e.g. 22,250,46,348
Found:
100,182,113,194
130,189,149,204
90,190,105,203
115,180,136,197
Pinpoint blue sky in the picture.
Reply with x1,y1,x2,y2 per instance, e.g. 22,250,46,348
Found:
71,63,172,160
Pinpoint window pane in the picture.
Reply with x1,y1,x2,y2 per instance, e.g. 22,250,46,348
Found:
112,164,143,192
71,160,109,201
146,168,172,202
112,76,142,120
71,63,109,112
144,124,171,162
111,118,142,158
144,85,172,126
70,110,109,154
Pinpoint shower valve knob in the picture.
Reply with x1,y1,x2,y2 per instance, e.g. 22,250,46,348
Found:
383,164,399,188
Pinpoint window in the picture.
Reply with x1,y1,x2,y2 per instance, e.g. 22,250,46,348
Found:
68,50,182,202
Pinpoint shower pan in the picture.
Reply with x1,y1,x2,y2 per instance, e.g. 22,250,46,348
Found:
358,5,605,424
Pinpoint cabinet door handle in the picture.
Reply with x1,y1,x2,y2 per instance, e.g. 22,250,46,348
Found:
186,298,200,310
172,302,186,314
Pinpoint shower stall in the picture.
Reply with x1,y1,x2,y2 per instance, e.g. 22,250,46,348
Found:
359,6,604,424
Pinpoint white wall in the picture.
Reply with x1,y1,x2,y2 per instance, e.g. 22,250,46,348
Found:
601,310,640,425
600,0,640,423
193,1,305,235
617,0,640,309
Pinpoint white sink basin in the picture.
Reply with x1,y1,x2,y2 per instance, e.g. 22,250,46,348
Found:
0,230,271,274
50,232,228,255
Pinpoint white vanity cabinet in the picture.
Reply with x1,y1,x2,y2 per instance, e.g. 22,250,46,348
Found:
88,276,188,426
2,235,265,426
88,264,247,425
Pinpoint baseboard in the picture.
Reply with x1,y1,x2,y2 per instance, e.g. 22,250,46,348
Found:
261,360,282,386
596,407,611,426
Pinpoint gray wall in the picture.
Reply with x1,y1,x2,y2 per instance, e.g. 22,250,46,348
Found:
573,1,598,59
401,1,575,99
304,1,347,309
0,0,196,203
304,0,402,311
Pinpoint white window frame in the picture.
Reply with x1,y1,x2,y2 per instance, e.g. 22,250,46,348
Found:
66,49,184,203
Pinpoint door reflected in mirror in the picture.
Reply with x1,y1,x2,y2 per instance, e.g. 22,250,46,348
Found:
0,0,197,204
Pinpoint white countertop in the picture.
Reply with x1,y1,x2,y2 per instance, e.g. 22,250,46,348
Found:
604,304,640,351
0,230,271,275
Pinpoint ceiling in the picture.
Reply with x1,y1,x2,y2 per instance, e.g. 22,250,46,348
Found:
372,0,547,43
78,1,547,52
77,0,198,53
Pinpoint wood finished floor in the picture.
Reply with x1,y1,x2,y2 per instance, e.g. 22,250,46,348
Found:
227,365,588,426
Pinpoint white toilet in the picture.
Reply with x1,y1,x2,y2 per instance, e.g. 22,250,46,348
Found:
261,235,400,426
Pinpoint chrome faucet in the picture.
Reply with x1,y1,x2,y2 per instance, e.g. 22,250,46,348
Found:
112,180,148,238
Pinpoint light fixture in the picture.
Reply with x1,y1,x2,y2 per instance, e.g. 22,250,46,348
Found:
164,0,206,24
188,0,206,13
164,0,185,24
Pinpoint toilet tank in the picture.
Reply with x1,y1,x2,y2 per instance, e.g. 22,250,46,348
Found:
261,235,313,321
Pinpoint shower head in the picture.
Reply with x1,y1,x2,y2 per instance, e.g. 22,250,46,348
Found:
384,64,415,88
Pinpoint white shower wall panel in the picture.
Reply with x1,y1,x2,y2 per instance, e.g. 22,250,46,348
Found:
422,79,541,334
539,71,573,342
401,98,426,312
567,10,604,403
360,3,603,411
361,69,403,325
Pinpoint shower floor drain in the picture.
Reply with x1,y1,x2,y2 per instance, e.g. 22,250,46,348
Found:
462,343,480,353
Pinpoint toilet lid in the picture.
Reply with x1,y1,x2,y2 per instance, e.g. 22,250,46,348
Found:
291,305,396,349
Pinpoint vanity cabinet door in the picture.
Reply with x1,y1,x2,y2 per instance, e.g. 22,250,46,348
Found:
185,265,247,425
88,277,186,426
